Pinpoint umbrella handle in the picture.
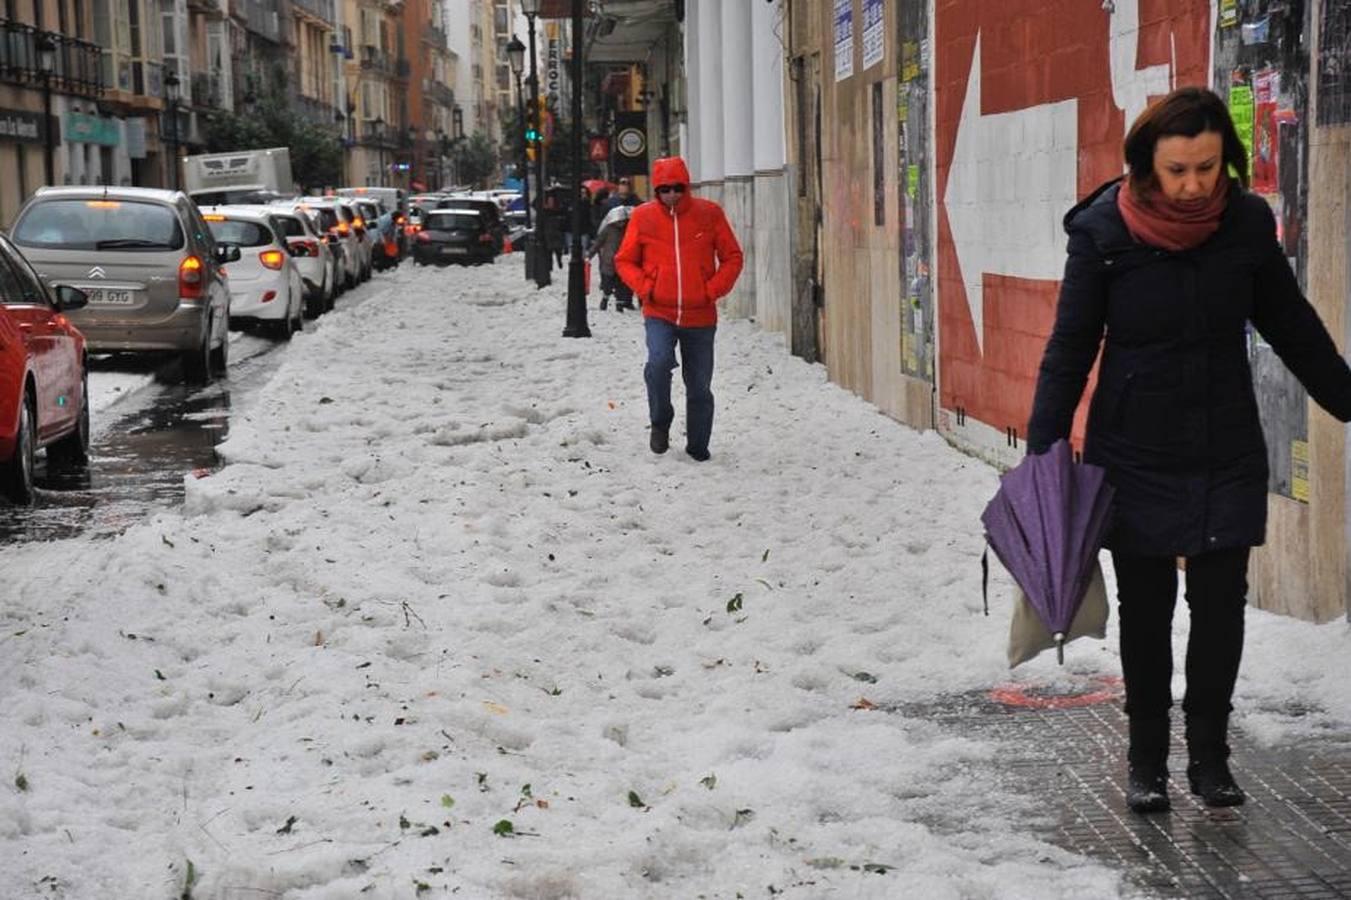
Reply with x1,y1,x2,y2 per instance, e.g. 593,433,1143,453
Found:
981,547,989,616
1054,632,1065,665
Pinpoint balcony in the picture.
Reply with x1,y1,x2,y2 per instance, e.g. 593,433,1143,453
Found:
190,71,225,107
235,0,282,42
423,80,453,109
359,44,389,74
360,120,398,148
422,23,446,50
293,92,340,127
291,0,335,25
0,20,103,98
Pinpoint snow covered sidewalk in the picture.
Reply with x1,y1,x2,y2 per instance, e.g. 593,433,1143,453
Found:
3,258,1348,899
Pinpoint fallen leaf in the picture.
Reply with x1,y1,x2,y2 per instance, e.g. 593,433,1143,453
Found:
482,701,509,715
850,697,879,711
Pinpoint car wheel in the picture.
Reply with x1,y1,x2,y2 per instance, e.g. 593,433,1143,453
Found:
1,391,37,504
305,288,324,319
210,326,229,375
182,320,213,384
47,370,91,471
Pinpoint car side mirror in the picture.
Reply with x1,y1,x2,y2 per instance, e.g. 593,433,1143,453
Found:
215,244,242,264
54,284,88,311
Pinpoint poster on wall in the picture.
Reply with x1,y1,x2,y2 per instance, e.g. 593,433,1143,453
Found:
1252,102,1278,193
834,0,854,82
863,0,885,70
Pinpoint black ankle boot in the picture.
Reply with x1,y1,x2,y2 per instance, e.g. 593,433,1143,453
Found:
1186,714,1245,807
1126,716,1171,813
649,425,669,455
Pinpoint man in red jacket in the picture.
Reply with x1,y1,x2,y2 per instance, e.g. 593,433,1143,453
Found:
614,156,744,461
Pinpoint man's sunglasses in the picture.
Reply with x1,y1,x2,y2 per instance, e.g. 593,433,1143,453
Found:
655,184,686,195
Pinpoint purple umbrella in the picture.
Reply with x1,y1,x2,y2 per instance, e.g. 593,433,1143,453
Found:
981,440,1114,663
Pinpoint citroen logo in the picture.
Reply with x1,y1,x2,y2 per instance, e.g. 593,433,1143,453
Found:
87,266,106,279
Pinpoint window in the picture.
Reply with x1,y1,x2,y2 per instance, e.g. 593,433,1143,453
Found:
1,241,51,306
12,199,186,251
204,219,274,247
0,253,31,307
425,212,479,232
270,215,306,238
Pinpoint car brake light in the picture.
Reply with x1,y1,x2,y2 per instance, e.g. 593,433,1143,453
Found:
179,255,204,300
203,214,226,221
86,200,121,209
259,249,285,270
395,214,405,224
337,222,350,235
353,216,365,228
261,290,276,303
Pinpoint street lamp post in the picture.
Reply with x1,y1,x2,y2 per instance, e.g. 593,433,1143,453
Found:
373,115,385,186
165,68,181,190
506,35,531,230
521,0,549,288
562,0,589,337
35,33,55,187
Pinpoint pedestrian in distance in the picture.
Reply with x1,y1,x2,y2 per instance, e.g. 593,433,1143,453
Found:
1026,86,1351,815
614,156,744,462
606,177,641,212
588,204,634,312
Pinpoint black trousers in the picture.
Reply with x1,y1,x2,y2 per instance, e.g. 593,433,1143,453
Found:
1111,547,1250,722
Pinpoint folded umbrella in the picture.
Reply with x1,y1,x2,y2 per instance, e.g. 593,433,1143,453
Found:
980,440,1115,664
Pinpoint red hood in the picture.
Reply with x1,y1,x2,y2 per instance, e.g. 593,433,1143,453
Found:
651,157,693,213
651,156,691,188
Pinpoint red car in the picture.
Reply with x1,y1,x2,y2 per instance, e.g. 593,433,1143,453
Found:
0,233,91,504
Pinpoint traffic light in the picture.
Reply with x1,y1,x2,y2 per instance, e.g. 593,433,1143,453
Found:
526,146,537,162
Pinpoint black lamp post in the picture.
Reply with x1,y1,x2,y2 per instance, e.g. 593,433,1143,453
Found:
165,68,181,190
451,105,463,186
372,115,385,186
35,33,56,186
562,0,589,337
506,34,531,230
521,0,549,288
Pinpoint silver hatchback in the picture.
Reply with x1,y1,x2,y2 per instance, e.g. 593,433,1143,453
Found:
9,186,238,383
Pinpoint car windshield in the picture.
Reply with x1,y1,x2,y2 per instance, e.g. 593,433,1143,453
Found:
205,219,273,247
12,199,186,251
426,213,479,231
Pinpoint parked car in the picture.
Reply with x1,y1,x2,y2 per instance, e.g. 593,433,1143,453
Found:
9,186,237,384
0,233,91,503
200,207,305,340
412,209,498,266
267,203,336,316
306,197,370,285
338,186,408,255
431,196,506,254
295,201,357,292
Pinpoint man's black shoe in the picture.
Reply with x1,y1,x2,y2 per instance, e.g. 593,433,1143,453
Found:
686,447,710,462
650,426,669,454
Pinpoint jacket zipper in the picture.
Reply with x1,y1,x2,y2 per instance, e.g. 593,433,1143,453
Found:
671,205,683,326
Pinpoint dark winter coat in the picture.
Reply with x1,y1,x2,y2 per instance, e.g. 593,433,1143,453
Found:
1026,178,1351,557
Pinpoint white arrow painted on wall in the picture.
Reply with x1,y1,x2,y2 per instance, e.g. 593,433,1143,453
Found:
943,33,1080,354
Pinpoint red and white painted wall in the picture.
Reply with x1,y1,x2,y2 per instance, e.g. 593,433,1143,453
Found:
926,0,1217,466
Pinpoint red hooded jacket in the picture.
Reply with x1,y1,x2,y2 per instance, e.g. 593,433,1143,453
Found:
613,157,744,328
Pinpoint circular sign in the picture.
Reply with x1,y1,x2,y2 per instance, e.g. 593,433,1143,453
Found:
616,127,646,158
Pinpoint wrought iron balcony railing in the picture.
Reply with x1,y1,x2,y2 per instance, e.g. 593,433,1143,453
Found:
0,20,103,98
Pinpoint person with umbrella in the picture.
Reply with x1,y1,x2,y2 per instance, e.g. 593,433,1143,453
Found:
1026,87,1351,814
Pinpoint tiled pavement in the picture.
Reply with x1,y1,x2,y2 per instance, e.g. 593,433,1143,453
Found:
900,679,1351,898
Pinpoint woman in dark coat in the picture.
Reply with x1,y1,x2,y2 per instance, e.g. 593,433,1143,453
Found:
1026,87,1351,814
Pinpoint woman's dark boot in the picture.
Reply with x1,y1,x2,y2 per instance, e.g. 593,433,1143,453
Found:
1126,716,1172,813
1186,714,1245,807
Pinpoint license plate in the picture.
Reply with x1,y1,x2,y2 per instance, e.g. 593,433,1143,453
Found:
87,288,135,305
440,246,467,255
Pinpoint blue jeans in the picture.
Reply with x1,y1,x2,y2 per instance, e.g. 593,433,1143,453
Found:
644,318,716,454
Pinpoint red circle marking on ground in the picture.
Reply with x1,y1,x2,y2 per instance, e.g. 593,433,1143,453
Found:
990,675,1123,710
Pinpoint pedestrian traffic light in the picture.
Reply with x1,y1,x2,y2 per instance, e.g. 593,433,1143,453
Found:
525,123,540,143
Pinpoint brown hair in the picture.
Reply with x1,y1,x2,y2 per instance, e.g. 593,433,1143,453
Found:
1123,87,1248,193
